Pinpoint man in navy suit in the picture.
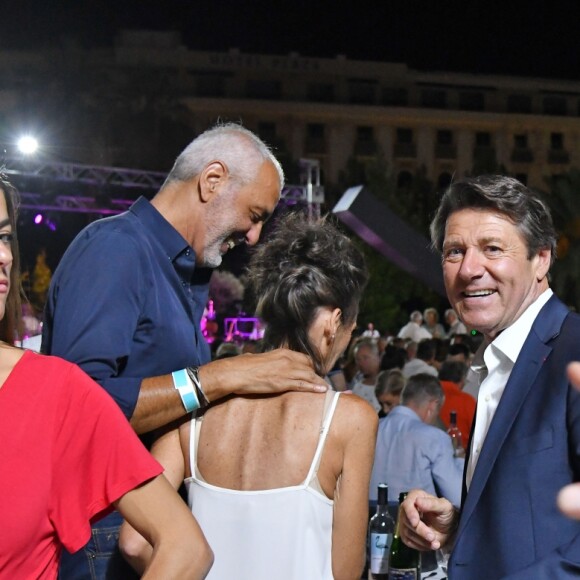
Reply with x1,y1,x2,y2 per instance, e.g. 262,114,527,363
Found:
399,175,580,579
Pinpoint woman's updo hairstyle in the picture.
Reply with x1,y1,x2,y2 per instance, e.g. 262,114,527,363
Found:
248,212,368,375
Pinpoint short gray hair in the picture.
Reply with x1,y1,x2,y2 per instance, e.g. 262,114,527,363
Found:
410,310,423,323
165,122,284,190
401,373,443,406
353,337,380,357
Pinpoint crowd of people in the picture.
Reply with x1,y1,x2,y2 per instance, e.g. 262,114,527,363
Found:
1,123,580,580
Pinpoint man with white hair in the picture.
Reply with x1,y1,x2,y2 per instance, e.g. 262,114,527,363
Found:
43,123,327,579
398,310,433,342
445,308,467,338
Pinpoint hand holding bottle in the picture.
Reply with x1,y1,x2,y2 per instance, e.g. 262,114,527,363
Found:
388,492,421,579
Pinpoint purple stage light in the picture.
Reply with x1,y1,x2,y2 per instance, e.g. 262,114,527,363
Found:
34,214,44,225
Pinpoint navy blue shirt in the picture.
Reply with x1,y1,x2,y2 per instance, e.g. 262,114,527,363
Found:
42,197,212,419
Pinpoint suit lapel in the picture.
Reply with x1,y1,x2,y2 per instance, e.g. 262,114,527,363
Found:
457,295,569,537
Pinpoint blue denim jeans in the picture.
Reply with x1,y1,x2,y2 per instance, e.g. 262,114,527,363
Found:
59,511,139,580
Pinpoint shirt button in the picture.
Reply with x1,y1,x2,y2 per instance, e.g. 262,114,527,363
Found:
485,395,491,402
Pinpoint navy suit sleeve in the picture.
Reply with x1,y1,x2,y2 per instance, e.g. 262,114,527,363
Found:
504,381,580,579
42,230,145,419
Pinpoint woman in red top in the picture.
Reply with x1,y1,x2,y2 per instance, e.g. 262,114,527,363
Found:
0,176,213,579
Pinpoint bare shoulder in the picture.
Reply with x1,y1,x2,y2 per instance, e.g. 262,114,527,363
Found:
333,393,379,437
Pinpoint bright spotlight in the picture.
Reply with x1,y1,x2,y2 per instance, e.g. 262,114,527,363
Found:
17,135,39,155
34,214,44,225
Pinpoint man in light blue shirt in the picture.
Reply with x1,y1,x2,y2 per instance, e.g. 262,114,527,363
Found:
369,373,464,506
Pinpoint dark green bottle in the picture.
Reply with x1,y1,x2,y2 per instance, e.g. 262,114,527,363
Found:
387,492,421,579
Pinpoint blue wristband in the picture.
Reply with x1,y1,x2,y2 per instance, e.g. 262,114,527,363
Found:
172,369,200,413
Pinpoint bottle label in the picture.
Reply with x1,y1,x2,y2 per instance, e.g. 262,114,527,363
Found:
370,533,391,573
388,568,418,579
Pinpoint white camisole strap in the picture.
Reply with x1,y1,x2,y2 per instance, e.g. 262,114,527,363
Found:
303,391,341,486
189,411,202,479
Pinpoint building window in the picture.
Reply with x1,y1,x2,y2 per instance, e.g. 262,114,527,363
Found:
512,134,533,163
305,123,326,154
514,134,528,149
421,89,447,109
548,132,569,164
394,128,416,158
436,130,456,159
348,79,378,105
473,132,496,172
551,132,564,150
354,126,377,156
459,91,485,111
382,87,408,106
507,94,532,113
246,79,281,100
475,132,492,147
436,130,453,145
396,128,413,143
308,83,334,102
357,126,374,141
543,96,567,116
307,123,325,140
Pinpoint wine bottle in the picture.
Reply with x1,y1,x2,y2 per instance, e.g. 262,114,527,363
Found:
388,492,420,579
447,410,464,457
369,483,395,579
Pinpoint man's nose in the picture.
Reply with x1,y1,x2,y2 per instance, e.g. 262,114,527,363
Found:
245,222,264,246
458,248,484,279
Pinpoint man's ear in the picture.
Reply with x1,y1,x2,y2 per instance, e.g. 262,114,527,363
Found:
535,247,552,282
199,161,228,203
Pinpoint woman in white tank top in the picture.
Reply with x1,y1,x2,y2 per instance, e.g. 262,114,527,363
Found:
120,214,378,579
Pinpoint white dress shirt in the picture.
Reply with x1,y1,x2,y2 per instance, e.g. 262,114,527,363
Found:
397,322,432,342
465,289,553,489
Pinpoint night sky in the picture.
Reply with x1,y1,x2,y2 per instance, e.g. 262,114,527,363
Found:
3,0,580,80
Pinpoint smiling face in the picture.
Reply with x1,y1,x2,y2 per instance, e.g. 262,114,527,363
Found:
200,160,280,268
442,208,551,341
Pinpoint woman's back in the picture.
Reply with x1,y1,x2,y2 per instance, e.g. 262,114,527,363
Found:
182,390,377,580
186,391,342,493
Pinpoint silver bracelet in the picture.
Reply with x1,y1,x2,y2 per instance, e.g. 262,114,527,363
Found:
186,366,210,408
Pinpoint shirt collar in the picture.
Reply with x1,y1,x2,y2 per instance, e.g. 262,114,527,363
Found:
492,288,553,364
130,196,192,262
391,405,422,422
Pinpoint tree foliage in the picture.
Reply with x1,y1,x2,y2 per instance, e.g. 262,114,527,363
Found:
332,154,447,335
543,171,580,311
